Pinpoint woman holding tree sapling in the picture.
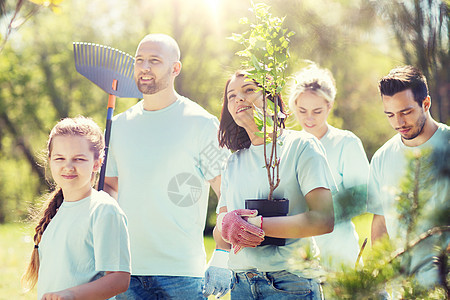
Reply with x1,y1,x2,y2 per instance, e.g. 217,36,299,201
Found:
207,70,336,300
202,4,337,299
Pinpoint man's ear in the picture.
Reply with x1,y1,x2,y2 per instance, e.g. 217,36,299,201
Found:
172,61,182,77
422,96,431,112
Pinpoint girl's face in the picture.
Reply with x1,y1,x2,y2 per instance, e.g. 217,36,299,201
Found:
49,135,101,202
226,75,264,130
293,91,332,138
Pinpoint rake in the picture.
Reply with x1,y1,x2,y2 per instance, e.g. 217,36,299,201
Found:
73,42,143,190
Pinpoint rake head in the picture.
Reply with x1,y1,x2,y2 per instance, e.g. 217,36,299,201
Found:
73,42,143,99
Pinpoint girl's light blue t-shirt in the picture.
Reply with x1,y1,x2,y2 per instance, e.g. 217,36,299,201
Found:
37,190,130,299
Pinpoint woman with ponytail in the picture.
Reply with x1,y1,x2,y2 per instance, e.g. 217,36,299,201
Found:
289,64,370,269
22,116,131,300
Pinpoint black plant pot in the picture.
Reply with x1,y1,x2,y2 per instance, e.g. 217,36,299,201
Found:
245,199,289,246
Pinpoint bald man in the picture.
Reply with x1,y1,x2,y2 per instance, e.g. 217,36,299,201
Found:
104,34,229,299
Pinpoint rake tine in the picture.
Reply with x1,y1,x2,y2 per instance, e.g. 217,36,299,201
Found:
116,51,123,78
118,51,126,76
91,44,95,68
84,43,88,66
87,43,91,66
103,46,108,69
109,47,114,70
73,43,78,67
123,56,129,77
105,46,110,70
77,43,82,66
94,44,100,86
113,50,119,74
75,43,80,66
126,55,133,78
99,44,104,69
108,47,114,70
86,43,90,67
123,55,129,77
129,56,135,78
94,44,99,70
122,53,129,76
82,43,88,66
77,43,83,66
112,48,118,71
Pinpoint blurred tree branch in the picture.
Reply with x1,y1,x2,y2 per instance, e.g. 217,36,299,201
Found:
325,145,449,299
0,0,64,54
374,0,449,123
0,0,39,53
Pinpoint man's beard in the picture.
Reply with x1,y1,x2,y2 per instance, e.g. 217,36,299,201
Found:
136,69,171,95
401,113,427,140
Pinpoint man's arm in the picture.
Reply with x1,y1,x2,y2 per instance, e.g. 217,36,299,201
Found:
371,214,388,245
209,175,221,199
104,177,118,200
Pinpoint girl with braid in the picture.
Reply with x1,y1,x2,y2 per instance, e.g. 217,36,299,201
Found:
22,116,131,300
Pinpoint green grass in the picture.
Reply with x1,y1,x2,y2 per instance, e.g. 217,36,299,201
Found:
0,214,372,299
0,222,226,300
0,222,36,300
352,213,373,262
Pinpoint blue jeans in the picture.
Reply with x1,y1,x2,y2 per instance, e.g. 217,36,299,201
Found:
230,270,323,300
116,275,206,300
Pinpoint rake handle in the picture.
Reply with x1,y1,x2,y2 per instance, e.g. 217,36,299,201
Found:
98,80,118,191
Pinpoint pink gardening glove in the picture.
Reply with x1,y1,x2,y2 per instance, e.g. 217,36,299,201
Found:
221,209,265,254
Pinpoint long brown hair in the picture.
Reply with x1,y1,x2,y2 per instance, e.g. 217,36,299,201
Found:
21,116,104,291
218,71,287,152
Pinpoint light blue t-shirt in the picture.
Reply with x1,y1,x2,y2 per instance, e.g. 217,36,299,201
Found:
106,97,229,276
218,130,336,277
367,123,449,286
37,190,131,299
313,125,369,268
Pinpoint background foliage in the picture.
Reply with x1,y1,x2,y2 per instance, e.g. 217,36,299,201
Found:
0,0,448,230
0,0,448,298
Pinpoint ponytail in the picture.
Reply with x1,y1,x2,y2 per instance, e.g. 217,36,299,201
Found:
21,187,64,291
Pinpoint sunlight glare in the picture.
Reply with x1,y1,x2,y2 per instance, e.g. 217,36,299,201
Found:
203,0,223,35
205,0,221,14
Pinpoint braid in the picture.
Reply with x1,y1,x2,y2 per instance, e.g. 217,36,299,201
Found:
21,187,64,291
34,188,64,245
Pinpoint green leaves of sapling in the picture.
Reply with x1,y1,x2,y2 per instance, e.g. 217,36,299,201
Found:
230,1,294,200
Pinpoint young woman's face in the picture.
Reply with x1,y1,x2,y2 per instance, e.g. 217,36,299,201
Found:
226,75,264,130
49,135,100,202
293,91,331,138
